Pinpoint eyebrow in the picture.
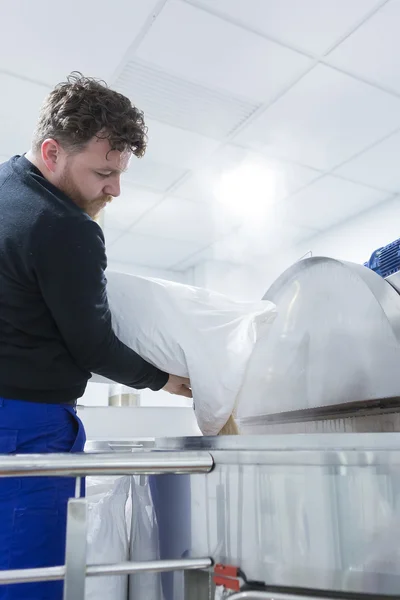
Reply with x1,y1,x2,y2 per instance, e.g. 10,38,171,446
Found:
96,167,128,174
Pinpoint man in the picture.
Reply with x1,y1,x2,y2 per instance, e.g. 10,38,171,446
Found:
0,72,191,599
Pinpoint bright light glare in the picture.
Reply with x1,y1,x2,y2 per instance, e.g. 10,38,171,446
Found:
214,161,277,224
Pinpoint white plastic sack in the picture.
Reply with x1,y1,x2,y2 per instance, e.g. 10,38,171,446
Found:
85,476,130,600
93,272,277,435
129,476,164,600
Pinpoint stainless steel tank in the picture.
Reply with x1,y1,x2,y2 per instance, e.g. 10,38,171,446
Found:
151,433,400,599
237,257,400,433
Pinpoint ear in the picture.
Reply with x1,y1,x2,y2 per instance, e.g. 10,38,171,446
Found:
41,138,61,173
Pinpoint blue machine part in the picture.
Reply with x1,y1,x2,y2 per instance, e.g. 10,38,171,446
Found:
364,237,400,278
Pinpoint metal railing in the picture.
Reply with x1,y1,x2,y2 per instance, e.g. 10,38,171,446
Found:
228,593,344,600
0,451,214,600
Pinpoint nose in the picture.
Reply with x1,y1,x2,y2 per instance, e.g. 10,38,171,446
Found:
104,175,121,198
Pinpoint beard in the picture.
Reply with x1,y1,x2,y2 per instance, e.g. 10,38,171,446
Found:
58,166,112,219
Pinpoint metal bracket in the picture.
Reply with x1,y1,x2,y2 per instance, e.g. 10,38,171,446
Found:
63,498,88,600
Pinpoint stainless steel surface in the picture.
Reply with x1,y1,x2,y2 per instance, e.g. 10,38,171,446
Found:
108,392,140,407
84,439,155,453
386,270,400,294
74,476,82,498
0,559,212,586
155,432,400,452
0,566,65,585
0,451,213,477
149,434,400,598
237,257,400,420
228,594,339,600
63,499,87,600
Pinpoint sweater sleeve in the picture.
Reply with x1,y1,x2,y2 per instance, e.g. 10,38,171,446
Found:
34,217,168,391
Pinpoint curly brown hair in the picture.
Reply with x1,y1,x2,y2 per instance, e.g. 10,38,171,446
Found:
32,72,147,157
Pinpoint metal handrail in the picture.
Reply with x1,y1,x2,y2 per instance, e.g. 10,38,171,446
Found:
0,450,215,598
0,450,214,477
228,592,341,600
0,558,213,585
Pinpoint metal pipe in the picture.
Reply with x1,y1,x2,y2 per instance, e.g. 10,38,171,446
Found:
0,558,212,586
0,451,213,477
0,566,65,585
228,592,339,600
87,558,213,577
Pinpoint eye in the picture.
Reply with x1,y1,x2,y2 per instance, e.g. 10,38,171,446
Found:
96,172,111,179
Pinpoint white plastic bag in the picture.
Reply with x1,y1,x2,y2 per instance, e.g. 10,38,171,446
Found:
94,272,276,435
85,476,130,600
129,476,164,600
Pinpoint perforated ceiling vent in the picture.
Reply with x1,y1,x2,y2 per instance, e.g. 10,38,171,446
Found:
115,58,259,140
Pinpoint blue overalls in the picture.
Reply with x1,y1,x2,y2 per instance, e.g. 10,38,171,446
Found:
0,398,86,600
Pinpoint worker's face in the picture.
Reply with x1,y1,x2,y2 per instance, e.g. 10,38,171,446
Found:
53,137,131,219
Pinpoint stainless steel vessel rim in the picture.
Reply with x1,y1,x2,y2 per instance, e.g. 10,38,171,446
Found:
153,433,400,452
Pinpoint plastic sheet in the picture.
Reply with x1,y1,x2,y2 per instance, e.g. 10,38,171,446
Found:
85,476,130,600
129,475,164,600
94,272,276,435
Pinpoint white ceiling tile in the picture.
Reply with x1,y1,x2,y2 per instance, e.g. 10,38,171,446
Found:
327,1,400,94
334,130,400,192
115,59,259,139
0,74,48,155
195,0,381,56
279,175,390,230
124,158,186,193
235,64,400,170
136,0,312,102
145,119,220,169
104,186,162,230
108,231,203,269
175,145,321,203
130,196,234,244
0,0,160,84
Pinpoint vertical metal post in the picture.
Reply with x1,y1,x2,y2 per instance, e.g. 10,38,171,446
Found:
75,476,82,498
63,498,87,600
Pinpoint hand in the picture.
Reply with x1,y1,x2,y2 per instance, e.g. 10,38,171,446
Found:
163,375,192,398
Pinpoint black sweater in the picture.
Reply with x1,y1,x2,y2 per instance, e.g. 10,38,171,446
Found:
0,155,168,403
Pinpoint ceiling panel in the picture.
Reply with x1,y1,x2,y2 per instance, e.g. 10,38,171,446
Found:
235,64,400,170
279,175,390,230
174,144,320,203
108,231,204,269
136,0,313,103
0,74,48,156
124,158,187,193
0,0,160,84
327,1,400,94
130,196,235,244
334,130,400,192
144,118,220,169
104,186,163,230
115,59,259,139
194,0,381,55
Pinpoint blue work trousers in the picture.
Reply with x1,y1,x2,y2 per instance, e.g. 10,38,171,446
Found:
0,398,86,600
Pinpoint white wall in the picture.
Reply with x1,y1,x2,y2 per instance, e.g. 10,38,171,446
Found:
107,260,188,283
258,195,400,288
191,196,400,299
79,382,109,407
189,260,268,300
